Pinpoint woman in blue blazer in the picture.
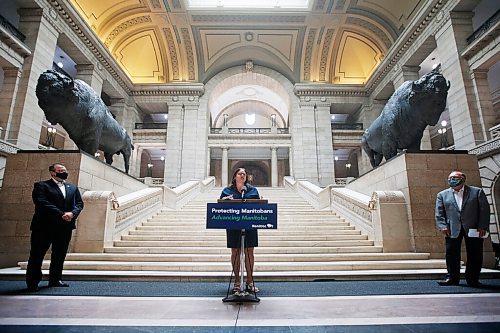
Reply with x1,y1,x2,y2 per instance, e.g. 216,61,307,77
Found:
220,167,260,293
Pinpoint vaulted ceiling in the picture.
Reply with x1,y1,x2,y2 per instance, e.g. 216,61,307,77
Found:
69,0,424,85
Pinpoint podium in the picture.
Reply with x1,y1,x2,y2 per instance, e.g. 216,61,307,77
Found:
207,199,277,303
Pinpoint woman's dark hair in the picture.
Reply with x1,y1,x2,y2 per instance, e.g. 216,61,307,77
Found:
231,167,248,188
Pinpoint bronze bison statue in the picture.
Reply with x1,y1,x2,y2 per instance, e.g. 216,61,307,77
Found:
36,70,133,173
361,68,450,167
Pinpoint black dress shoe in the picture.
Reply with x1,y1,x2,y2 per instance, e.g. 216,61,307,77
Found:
48,280,69,287
437,279,459,286
26,285,39,292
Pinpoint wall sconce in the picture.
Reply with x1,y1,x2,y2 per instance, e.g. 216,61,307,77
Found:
271,114,276,127
346,163,351,169
334,156,339,161
160,156,165,161
45,126,56,147
223,114,228,127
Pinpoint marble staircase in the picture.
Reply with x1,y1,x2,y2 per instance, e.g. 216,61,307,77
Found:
18,187,447,281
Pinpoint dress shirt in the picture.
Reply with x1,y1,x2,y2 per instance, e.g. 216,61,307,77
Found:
52,178,66,198
453,187,464,211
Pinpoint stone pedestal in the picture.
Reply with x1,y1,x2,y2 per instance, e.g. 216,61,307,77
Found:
0,150,147,267
346,151,494,266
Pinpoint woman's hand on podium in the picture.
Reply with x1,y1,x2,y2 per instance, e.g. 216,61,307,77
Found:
221,194,234,200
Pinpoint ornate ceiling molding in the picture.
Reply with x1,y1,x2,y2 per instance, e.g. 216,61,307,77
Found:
48,0,132,93
302,28,316,81
364,0,449,94
294,83,368,96
105,15,152,47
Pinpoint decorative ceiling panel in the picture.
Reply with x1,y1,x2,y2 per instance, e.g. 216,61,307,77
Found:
199,29,298,72
114,29,166,83
334,31,383,84
65,0,432,85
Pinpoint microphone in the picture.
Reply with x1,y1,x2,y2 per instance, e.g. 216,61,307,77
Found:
241,185,247,199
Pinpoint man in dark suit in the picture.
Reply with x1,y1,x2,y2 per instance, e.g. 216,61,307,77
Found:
435,170,490,287
26,163,84,291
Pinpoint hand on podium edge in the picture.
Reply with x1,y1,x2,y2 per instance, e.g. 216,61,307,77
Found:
221,194,234,200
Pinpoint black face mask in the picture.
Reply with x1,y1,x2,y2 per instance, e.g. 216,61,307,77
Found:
55,171,68,180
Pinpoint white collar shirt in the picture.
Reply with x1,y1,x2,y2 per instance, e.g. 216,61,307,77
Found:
52,178,66,198
453,187,464,211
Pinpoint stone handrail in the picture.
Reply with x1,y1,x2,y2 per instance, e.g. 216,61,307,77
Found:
73,177,216,253
163,177,215,209
115,188,164,235
330,188,412,252
285,177,411,252
284,176,331,209
74,188,163,253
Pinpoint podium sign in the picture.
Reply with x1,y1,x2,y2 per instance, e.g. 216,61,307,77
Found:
206,202,277,230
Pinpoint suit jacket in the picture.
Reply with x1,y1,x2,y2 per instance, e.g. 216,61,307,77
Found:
31,179,84,231
435,185,490,238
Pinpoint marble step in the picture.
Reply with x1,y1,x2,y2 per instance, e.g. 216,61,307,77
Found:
20,259,446,272
120,234,368,241
104,245,384,254
142,221,350,226
113,240,375,247
135,223,356,233
64,252,431,262
129,229,360,235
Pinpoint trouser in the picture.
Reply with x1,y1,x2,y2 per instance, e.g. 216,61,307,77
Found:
445,226,484,283
26,228,73,286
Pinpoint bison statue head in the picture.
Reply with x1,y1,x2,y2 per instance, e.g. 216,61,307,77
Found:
409,68,450,126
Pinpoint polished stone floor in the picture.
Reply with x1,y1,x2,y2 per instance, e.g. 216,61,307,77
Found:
1,280,500,332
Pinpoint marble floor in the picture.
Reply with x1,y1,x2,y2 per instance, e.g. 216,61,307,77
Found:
1,292,500,332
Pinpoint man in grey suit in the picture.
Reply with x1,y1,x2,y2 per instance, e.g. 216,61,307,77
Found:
435,170,490,287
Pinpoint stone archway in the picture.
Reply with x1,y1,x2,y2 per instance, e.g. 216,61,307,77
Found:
231,161,270,187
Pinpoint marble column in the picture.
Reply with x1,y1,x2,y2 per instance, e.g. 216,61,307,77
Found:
164,102,184,187
470,69,496,140
0,67,22,141
75,64,103,94
358,100,384,175
392,65,420,89
8,8,59,148
271,146,278,187
130,145,142,178
206,147,211,179
435,12,485,149
314,102,335,185
221,146,228,187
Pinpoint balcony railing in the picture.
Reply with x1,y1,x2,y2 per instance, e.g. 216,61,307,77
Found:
0,14,25,42
490,124,500,139
466,9,500,44
135,122,168,129
331,123,364,130
210,128,289,134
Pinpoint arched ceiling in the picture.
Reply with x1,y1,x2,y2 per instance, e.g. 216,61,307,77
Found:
69,0,424,85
